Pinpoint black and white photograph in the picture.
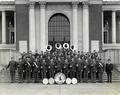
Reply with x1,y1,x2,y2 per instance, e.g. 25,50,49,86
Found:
0,0,120,95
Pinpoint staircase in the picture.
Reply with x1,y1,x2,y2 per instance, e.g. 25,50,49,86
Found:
103,69,120,82
0,68,10,83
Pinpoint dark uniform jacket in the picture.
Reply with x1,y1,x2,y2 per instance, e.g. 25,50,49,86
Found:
83,61,90,72
97,61,104,73
105,63,113,73
32,61,39,72
7,60,17,72
17,61,24,73
90,61,97,73
69,61,76,72
76,59,84,72
24,60,32,72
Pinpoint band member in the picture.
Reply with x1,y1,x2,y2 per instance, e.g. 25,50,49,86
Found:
105,59,113,83
69,58,76,78
7,57,17,83
62,59,69,78
56,57,62,73
33,58,39,83
90,59,97,83
34,50,40,58
83,59,90,83
48,59,55,78
97,59,104,83
17,58,24,83
24,57,32,83
41,59,47,79
76,57,84,82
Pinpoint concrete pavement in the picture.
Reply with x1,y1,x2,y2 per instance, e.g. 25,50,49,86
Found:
0,83,120,95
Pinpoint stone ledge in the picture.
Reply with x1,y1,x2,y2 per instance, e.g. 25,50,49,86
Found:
102,43,120,50
0,44,16,50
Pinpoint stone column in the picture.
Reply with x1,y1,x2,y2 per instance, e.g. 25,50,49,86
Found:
2,11,6,44
72,2,79,51
83,2,89,52
29,2,36,52
112,10,116,44
102,11,104,43
14,11,16,44
39,2,46,52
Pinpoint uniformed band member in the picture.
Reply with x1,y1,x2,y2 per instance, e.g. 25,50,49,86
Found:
76,57,83,82
17,58,24,83
90,59,97,83
48,59,55,78
105,59,113,83
97,59,104,83
7,57,17,83
83,59,90,83
32,58,39,83
7,47,111,83
24,57,32,83
62,59,69,78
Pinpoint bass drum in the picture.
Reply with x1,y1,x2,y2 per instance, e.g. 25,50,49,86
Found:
66,78,72,84
54,72,66,84
42,78,49,85
49,78,55,84
71,78,77,84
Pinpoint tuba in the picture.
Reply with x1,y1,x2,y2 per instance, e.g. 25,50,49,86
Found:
46,45,52,51
63,43,69,50
55,43,62,49
70,45,75,51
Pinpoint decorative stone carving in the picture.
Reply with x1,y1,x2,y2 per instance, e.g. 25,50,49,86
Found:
39,1,46,9
72,1,79,9
29,2,35,9
82,1,89,8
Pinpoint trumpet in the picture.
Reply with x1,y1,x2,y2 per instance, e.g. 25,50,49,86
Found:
46,45,52,51
63,43,69,49
55,43,62,49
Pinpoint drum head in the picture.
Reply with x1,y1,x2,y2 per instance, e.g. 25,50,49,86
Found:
66,78,72,84
54,72,66,84
49,78,55,84
42,78,48,85
72,78,77,84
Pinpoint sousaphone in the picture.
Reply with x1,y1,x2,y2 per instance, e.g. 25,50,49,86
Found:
70,45,75,51
55,43,62,50
63,43,69,50
46,45,52,51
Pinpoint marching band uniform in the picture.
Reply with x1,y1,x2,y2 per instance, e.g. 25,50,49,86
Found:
97,59,104,83
7,57,17,83
69,58,76,78
17,58,24,83
76,58,84,82
24,57,32,83
90,59,97,83
83,59,90,83
56,57,62,73
32,59,39,83
48,59,55,78
41,60,47,79
62,59,69,78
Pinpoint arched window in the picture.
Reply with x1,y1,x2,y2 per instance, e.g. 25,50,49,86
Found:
48,13,70,47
